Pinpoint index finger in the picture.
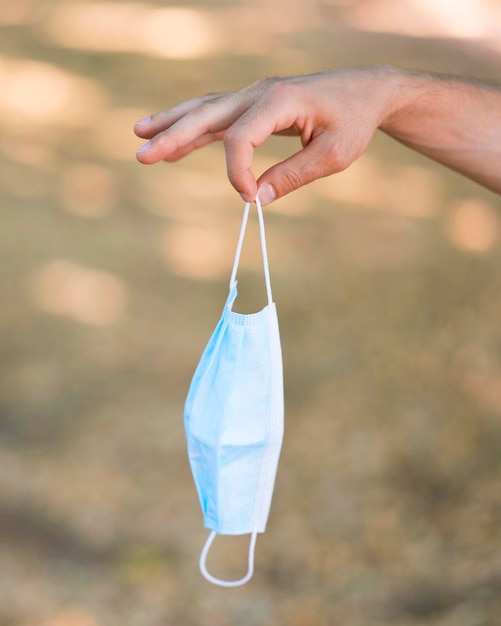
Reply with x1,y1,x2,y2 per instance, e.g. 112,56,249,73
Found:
222,99,299,200
136,92,250,165
134,94,224,139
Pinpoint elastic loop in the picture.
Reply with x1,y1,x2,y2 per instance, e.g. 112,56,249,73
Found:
229,198,273,306
199,530,258,587
256,196,273,306
229,202,251,291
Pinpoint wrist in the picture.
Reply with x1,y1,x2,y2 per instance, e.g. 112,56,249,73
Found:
375,66,419,131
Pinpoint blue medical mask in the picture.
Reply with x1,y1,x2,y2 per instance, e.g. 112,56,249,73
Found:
184,198,284,587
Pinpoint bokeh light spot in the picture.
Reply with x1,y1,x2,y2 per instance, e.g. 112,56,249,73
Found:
0,57,105,127
0,0,34,25
315,158,440,218
408,0,490,38
162,225,234,279
139,7,221,59
29,261,127,326
42,1,145,53
447,199,498,253
42,2,222,59
350,0,493,39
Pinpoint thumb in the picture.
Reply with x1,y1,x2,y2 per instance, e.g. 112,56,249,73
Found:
256,132,348,204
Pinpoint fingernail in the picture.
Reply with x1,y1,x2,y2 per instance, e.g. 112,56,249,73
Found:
135,116,151,126
136,141,151,154
258,183,276,205
239,192,252,203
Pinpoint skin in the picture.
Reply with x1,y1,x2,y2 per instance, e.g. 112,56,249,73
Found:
134,66,501,204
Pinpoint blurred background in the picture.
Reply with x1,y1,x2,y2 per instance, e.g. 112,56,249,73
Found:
1,0,501,624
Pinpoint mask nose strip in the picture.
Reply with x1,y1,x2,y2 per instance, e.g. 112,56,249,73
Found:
199,530,258,587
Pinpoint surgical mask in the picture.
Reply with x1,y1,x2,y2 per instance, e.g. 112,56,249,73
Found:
184,198,284,587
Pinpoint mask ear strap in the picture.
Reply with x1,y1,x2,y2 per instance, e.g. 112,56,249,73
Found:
229,202,250,291
229,197,273,306
199,530,258,587
256,196,273,306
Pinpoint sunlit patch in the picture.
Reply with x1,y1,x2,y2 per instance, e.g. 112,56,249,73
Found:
0,0,33,25
61,163,116,217
349,0,493,39
29,261,127,326
407,0,490,38
42,2,222,59
447,199,498,253
93,108,146,160
315,158,440,218
315,155,385,206
139,7,221,59
0,57,105,127
41,1,144,52
218,7,274,55
162,224,234,279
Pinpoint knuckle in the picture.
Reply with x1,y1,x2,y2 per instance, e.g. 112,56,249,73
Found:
187,104,206,121
257,79,297,108
222,126,242,148
249,76,279,92
326,150,350,173
247,76,295,102
282,167,304,191
265,79,293,100
316,135,352,174
201,91,232,106
201,92,222,101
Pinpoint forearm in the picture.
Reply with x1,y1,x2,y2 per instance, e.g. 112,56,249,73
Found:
380,68,501,193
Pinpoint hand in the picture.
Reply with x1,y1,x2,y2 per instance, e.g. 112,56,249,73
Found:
134,67,397,204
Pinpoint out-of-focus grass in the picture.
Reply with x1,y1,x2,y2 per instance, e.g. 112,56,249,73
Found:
0,1,500,625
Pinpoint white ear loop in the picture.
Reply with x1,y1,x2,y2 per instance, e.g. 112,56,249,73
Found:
199,531,258,587
229,197,273,306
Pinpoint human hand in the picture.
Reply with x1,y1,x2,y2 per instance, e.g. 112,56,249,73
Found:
134,67,398,204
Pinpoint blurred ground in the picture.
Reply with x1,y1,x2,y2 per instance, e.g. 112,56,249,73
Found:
1,1,501,625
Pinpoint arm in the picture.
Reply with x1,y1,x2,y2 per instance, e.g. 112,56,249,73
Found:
134,66,501,203
380,70,501,194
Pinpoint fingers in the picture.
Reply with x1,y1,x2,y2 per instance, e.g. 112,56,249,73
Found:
134,94,223,139
133,76,364,204
134,85,298,200
135,117,224,165
135,92,249,166
222,97,299,200
161,131,225,162
256,131,351,204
